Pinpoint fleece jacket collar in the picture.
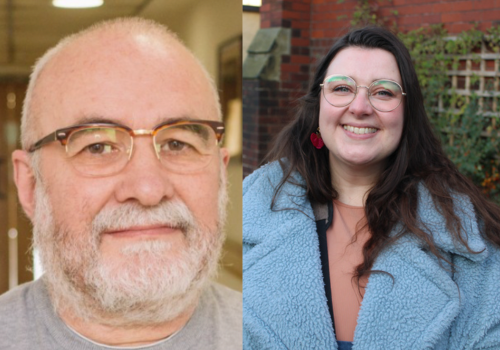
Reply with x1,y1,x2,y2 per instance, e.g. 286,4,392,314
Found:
243,163,490,350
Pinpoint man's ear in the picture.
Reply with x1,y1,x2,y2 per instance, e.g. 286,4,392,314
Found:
12,150,37,220
220,148,230,168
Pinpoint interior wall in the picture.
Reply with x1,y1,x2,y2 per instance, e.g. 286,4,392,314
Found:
182,0,242,80
141,0,242,82
0,82,32,295
0,89,9,294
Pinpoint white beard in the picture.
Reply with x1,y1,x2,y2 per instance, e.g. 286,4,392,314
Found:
33,169,227,327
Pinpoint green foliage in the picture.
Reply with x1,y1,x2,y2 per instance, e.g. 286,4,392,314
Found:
350,2,500,202
350,0,384,27
400,26,500,203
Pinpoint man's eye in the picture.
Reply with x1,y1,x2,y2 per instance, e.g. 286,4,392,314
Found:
85,143,114,154
164,140,189,152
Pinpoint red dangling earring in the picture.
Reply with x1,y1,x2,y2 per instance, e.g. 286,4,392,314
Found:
310,127,324,149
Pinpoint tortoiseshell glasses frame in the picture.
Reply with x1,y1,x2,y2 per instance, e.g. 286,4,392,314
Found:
27,119,225,177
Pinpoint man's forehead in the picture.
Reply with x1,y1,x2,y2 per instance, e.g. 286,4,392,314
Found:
46,29,193,77
30,28,219,133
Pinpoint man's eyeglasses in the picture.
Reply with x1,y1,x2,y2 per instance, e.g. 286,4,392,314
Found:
320,74,407,112
28,119,225,177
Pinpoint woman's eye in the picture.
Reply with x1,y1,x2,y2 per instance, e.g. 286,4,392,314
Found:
333,85,352,93
372,89,395,98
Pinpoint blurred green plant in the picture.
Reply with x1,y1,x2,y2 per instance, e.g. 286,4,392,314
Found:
349,2,500,202
400,26,500,203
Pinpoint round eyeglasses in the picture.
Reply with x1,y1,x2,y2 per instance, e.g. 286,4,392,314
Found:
28,119,225,177
320,75,406,112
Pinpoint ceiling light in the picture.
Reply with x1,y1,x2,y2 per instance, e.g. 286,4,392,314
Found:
242,0,261,6
53,0,103,8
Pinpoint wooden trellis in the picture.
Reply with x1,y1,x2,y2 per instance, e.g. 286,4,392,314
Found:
441,39,500,121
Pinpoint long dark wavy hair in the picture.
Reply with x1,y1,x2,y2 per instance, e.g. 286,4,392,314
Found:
267,26,500,280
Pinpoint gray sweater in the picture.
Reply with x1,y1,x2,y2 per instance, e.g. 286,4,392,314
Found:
0,278,241,349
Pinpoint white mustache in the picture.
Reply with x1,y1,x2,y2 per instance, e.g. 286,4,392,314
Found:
91,200,196,236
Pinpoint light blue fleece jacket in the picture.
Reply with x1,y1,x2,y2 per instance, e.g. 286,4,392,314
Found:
243,162,500,350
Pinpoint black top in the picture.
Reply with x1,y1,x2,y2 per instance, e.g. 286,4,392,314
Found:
315,201,335,330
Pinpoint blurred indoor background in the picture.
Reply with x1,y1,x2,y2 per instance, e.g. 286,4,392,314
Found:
0,0,242,293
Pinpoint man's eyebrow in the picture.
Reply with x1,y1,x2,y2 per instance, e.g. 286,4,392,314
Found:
154,116,201,127
71,115,203,129
73,116,124,126
158,116,197,123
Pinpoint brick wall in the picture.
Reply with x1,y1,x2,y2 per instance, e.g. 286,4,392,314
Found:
243,0,312,176
243,0,500,176
310,0,500,64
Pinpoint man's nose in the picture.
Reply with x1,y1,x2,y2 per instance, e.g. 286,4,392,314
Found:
114,137,174,206
348,86,373,116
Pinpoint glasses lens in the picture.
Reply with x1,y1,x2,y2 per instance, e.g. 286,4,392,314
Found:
67,127,131,176
322,75,357,107
154,123,218,174
369,80,404,111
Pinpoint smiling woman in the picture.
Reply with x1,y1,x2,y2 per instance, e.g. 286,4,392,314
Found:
318,47,404,193
243,26,500,350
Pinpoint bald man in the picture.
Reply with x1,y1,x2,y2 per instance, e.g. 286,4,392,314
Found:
0,18,241,349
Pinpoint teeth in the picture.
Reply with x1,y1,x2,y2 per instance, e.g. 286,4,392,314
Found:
343,125,377,134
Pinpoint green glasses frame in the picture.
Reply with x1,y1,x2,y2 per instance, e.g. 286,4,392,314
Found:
320,74,407,112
